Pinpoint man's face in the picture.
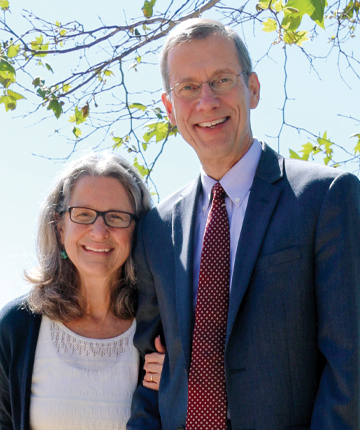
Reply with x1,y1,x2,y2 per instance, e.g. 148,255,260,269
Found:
162,33,260,178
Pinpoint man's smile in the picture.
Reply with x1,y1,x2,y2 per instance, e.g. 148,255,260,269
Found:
196,117,229,128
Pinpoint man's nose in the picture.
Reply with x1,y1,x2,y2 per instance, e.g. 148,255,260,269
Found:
196,83,221,111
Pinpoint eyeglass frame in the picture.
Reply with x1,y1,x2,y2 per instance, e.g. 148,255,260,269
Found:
64,206,139,228
169,71,248,99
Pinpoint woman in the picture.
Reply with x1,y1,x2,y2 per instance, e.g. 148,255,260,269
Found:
0,153,163,430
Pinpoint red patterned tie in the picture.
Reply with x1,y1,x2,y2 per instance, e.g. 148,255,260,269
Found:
186,182,230,430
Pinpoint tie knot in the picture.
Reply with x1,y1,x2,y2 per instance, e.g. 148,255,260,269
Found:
212,182,226,201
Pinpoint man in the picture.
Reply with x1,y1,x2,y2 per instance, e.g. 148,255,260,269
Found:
127,18,360,430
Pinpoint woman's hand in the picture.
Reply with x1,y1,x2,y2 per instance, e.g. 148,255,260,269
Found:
143,336,166,391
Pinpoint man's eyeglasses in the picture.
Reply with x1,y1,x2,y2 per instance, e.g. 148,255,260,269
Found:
66,207,138,228
169,71,248,99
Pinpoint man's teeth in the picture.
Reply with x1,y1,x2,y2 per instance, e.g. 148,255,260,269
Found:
84,246,111,253
198,117,227,128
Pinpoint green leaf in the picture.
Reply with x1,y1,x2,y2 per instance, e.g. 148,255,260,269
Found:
142,142,147,151
68,106,87,125
104,70,114,77
0,0,9,10
62,83,71,93
274,0,284,12
354,139,360,155
284,30,309,46
324,155,331,165
55,21,61,27
142,0,156,18
285,0,326,29
282,8,302,31
47,99,63,119
32,77,43,88
152,107,163,119
143,121,169,143
45,62,54,73
136,55,141,63
309,0,326,29
7,44,20,59
0,95,16,111
31,35,49,58
262,18,277,33
59,29,66,37
129,102,147,112
256,1,271,10
72,126,81,139
0,60,16,88
7,89,25,101
112,136,123,149
289,149,301,159
133,157,149,178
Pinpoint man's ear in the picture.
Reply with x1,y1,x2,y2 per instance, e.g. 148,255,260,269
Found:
161,92,177,125
248,72,260,109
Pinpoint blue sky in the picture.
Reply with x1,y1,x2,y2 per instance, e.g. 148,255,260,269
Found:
1,0,359,308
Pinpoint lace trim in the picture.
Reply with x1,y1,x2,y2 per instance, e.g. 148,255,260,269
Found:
50,320,134,358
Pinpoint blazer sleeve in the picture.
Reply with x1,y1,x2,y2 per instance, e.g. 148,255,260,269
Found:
311,172,360,428
127,218,162,430
0,302,17,430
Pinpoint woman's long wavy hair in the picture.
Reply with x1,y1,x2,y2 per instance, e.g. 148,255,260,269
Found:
26,152,152,322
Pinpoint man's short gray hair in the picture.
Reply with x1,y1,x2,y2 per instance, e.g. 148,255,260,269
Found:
160,18,253,93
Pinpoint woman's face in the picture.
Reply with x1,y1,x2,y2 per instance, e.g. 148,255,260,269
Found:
58,175,136,287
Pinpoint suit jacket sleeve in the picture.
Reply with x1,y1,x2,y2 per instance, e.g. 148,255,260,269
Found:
0,301,17,430
311,172,360,428
127,218,162,430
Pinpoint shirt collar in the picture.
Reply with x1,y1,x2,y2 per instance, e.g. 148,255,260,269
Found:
200,139,262,210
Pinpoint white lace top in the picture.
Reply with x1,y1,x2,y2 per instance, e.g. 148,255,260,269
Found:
30,316,139,430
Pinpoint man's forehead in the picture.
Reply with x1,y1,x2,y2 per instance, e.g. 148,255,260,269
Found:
166,35,240,82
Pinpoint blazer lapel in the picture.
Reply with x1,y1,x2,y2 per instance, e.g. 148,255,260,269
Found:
226,143,284,346
173,178,202,371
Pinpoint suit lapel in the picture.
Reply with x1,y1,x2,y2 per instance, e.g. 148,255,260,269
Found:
173,178,202,371
226,143,284,346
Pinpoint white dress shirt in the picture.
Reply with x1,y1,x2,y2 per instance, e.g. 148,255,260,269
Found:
192,139,262,308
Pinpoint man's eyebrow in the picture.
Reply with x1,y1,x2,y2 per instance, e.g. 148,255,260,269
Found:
174,69,239,84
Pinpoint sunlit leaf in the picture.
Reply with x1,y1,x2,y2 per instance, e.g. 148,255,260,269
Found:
104,70,114,77
7,44,20,58
45,62,54,73
284,30,309,46
129,102,147,112
69,106,87,124
289,149,302,159
262,18,277,33
72,126,81,139
274,0,284,12
0,59,16,88
142,0,156,18
7,89,25,101
0,95,16,111
47,99,62,119
133,157,149,177
112,136,123,149
62,83,71,93
0,0,9,11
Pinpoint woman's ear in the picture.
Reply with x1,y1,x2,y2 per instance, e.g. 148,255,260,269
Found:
54,213,65,245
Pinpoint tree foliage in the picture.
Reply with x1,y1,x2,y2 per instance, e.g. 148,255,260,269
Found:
0,0,359,188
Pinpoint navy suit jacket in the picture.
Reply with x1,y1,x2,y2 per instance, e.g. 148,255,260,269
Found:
128,143,360,430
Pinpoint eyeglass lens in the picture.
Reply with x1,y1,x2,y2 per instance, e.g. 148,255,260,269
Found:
69,207,132,228
174,73,239,99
